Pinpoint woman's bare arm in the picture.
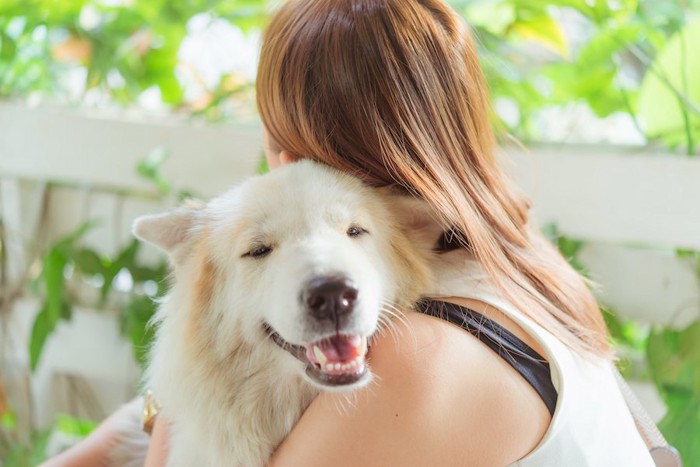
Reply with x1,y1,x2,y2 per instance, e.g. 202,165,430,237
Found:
269,311,550,467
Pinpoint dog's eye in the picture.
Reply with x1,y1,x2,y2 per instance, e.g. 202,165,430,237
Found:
347,225,368,238
245,245,273,258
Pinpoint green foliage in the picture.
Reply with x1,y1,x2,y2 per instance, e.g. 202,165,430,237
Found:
1,410,17,430
12,155,178,464
137,147,172,196
542,223,586,274
1,429,50,467
54,413,98,437
29,221,97,371
638,19,700,154
28,152,178,372
0,0,270,111
257,153,269,175
604,310,650,354
2,0,698,151
647,321,700,465
1,414,98,466
29,223,166,371
452,0,700,153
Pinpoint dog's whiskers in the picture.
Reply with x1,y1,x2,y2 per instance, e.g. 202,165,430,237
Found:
379,301,413,332
380,301,411,327
376,314,401,343
379,300,419,349
334,390,359,416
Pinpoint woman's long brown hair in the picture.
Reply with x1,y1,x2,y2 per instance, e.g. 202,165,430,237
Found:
256,0,611,356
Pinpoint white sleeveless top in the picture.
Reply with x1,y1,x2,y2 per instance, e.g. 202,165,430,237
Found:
426,251,655,466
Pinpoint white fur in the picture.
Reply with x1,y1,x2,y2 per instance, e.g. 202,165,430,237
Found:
131,161,435,466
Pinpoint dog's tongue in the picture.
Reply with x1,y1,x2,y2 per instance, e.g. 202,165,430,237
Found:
306,334,368,375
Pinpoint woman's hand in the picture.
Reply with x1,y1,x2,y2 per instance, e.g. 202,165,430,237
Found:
39,398,142,467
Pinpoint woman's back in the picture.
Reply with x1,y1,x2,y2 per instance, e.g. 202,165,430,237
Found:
429,250,654,466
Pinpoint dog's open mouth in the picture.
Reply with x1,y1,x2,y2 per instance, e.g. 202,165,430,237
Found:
264,324,370,388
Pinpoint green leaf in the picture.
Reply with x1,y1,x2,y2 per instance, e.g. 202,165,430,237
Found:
464,1,516,36
55,414,98,437
657,397,700,466
54,221,98,251
137,146,171,195
100,239,140,302
577,24,643,68
2,429,51,467
29,305,58,371
541,223,558,244
115,239,140,271
175,189,198,203
1,410,17,429
0,30,17,60
129,263,167,283
510,14,569,57
72,248,105,276
557,235,583,261
647,328,683,397
638,20,700,153
43,249,67,324
675,248,698,260
140,24,185,104
59,299,73,321
679,322,700,393
122,295,157,368
603,308,624,338
541,224,587,275
258,153,269,175
647,320,700,400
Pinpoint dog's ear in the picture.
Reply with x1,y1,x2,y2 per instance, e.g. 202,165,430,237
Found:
132,200,205,259
383,192,446,249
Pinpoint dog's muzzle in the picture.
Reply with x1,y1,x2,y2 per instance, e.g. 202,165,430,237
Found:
262,275,373,389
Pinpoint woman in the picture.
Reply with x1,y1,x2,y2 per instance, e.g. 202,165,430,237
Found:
251,1,652,465
46,0,654,465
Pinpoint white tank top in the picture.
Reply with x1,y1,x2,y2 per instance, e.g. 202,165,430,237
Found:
427,251,655,466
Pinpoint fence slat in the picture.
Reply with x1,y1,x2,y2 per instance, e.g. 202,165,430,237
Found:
0,103,261,198
510,145,700,250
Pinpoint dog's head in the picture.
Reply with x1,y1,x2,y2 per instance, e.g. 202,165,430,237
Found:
134,161,438,391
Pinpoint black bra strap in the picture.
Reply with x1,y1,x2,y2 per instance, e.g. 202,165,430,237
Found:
417,300,558,417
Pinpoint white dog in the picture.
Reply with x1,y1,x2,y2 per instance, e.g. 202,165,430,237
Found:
131,160,437,466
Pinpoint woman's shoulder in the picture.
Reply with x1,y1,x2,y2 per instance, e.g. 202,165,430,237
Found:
270,310,550,467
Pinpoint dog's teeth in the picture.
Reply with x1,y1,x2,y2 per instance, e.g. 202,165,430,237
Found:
326,363,335,372
334,363,341,371
359,336,368,356
313,346,327,366
350,360,357,368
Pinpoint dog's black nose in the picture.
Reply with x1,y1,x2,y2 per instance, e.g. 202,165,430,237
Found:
303,276,358,323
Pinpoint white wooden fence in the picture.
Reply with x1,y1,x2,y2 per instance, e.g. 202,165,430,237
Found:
1,102,698,432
